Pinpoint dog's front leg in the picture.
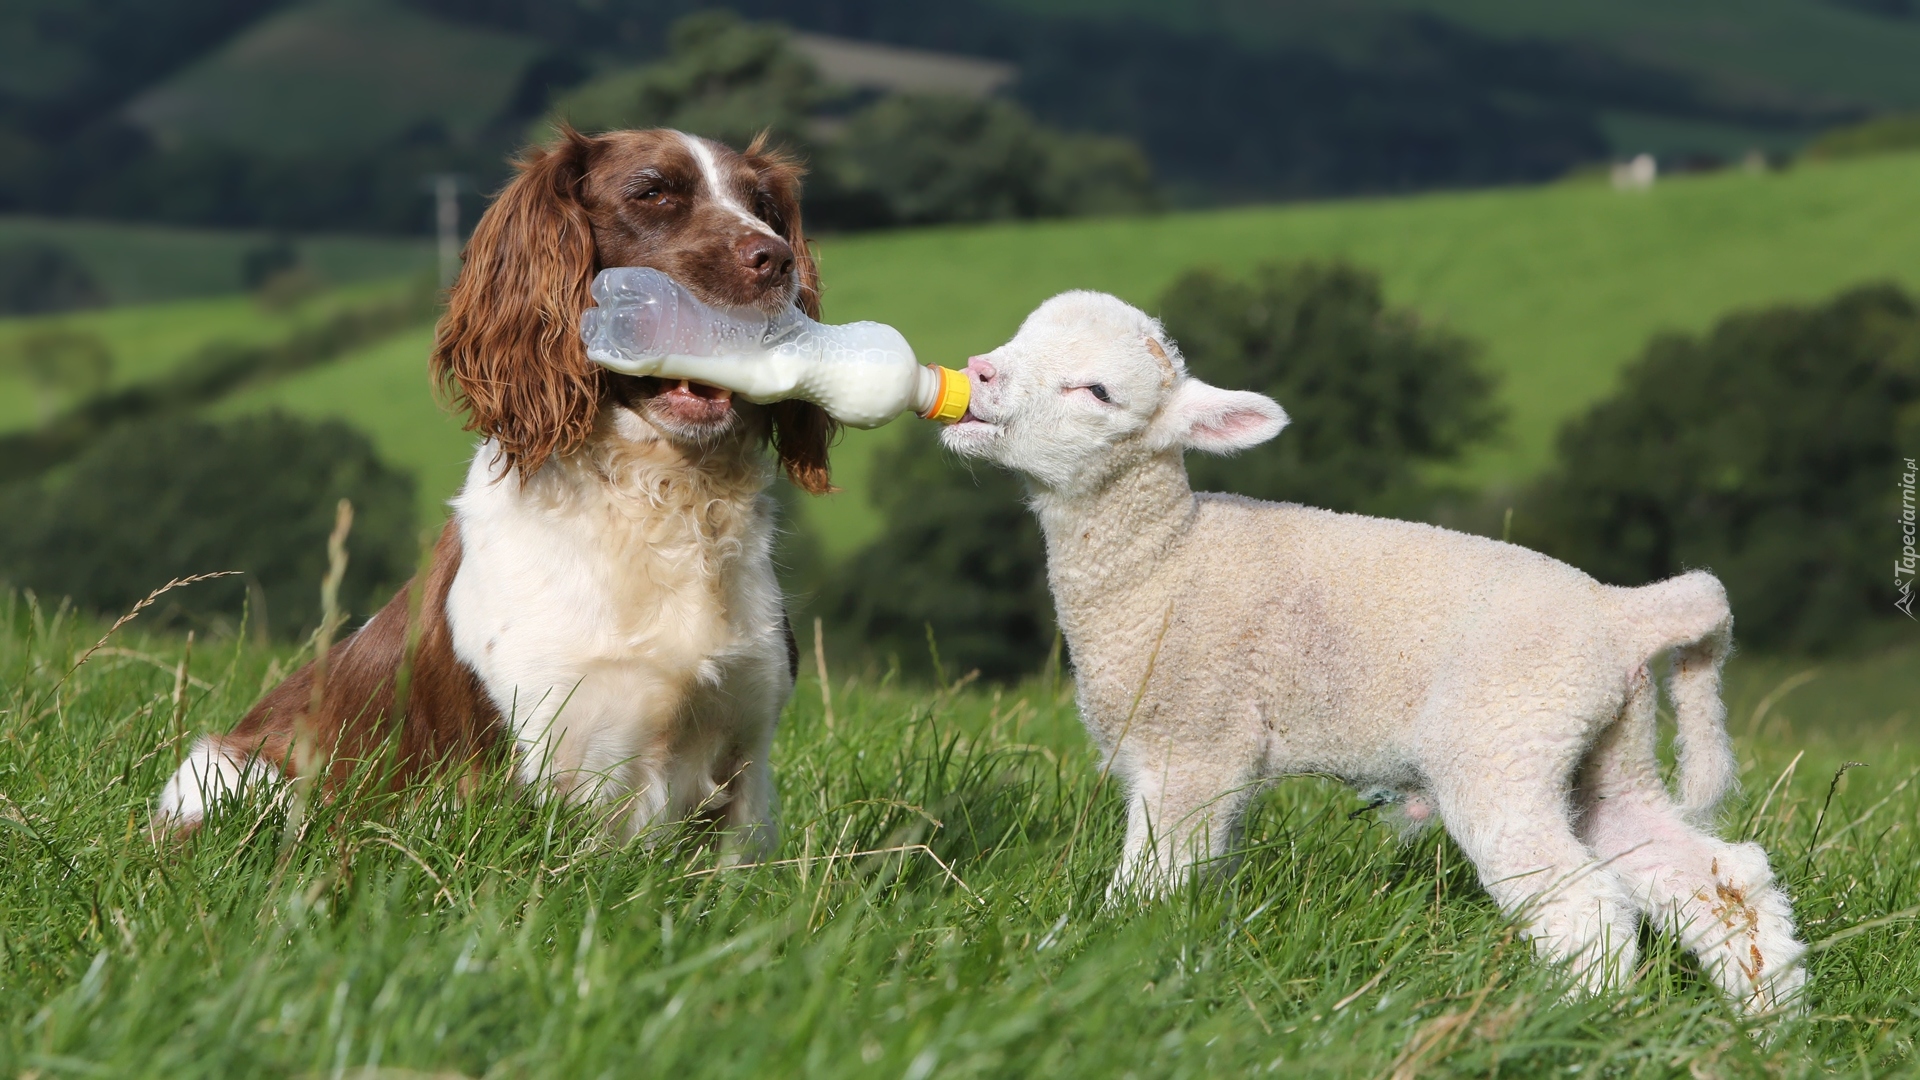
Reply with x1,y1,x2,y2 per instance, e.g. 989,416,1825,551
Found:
718,746,777,865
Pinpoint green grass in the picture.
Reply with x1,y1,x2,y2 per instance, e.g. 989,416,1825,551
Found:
1,597,1916,1077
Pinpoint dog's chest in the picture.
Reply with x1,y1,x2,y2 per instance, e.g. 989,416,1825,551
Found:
445,442,778,723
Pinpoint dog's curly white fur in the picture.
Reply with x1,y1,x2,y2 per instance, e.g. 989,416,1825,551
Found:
944,290,1806,1012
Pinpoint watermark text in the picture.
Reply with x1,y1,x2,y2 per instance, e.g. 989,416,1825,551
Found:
1899,456,1916,619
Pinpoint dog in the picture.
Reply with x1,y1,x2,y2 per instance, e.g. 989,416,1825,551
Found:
155,127,834,856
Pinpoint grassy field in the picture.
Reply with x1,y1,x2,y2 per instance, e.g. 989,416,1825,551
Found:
1,594,1916,1077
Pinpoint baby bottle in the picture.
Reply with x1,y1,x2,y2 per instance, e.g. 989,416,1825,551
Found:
579,267,970,429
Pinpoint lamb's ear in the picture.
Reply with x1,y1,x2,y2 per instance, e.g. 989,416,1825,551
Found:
1150,377,1287,454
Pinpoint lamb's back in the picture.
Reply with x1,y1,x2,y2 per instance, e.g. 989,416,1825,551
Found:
1171,493,1615,691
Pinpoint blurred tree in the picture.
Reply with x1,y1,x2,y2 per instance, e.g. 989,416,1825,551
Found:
241,235,300,289
839,94,1156,225
546,12,829,149
1160,261,1502,516
0,242,104,314
542,13,1157,230
0,412,418,638
1519,284,1920,652
0,328,113,423
1805,111,1920,160
820,425,1052,682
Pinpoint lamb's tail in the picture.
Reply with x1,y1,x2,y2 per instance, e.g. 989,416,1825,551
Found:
1624,571,1737,822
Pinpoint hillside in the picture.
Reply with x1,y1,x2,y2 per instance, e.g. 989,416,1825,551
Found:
1002,0,1920,116
0,217,429,304
0,219,429,432
12,0,1920,234
123,0,544,157
179,150,1920,551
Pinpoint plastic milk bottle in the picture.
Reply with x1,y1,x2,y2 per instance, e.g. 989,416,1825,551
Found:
579,267,970,429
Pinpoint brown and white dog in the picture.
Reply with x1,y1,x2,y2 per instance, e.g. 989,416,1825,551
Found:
155,127,834,855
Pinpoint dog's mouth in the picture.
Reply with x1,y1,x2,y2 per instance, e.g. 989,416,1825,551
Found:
644,377,736,429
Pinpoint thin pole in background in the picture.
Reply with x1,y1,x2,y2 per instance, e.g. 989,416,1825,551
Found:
426,174,466,289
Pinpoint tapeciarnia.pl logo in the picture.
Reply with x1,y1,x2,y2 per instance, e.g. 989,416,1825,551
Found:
1899,457,1917,619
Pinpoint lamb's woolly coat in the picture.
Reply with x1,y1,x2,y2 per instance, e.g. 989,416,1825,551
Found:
945,290,1805,1013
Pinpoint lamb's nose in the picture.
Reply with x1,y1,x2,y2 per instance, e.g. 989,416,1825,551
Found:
966,356,996,383
735,233,794,283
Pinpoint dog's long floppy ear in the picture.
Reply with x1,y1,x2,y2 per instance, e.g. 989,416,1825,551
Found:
432,126,602,477
747,133,837,495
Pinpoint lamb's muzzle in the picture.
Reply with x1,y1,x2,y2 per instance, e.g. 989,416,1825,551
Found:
945,289,1806,1015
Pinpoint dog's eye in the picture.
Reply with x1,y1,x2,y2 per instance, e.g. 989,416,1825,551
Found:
1084,384,1113,403
633,186,666,205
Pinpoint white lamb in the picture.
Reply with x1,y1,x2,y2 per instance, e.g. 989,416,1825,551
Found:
943,290,1806,1012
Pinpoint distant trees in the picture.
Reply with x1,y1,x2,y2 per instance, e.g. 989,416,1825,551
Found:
416,0,1841,207
1519,284,1920,651
837,94,1156,225
548,12,1158,230
1805,111,1920,161
817,428,1052,683
0,0,1862,232
0,413,418,638
1161,262,1501,517
0,242,104,315
547,13,826,151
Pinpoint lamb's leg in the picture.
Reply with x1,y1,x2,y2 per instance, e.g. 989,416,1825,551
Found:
1428,760,1638,994
1109,753,1255,901
1577,671,1806,1013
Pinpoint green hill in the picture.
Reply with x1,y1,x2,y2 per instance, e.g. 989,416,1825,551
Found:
188,150,1920,552
122,0,543,157
0,217,429,305
1003,0,1920,114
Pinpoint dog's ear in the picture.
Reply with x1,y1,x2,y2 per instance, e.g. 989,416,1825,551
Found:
746,132,837,494
432,126,602,477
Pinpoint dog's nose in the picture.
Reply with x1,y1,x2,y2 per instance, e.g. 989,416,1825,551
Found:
735,233,794,284
965,356,996,383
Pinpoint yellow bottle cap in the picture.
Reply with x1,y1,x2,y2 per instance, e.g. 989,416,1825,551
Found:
919,365,971,423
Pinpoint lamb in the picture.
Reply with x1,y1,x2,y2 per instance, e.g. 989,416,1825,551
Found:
942,290,1806,1012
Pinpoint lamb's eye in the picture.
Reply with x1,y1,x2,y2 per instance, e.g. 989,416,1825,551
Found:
1085,384,1113,403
